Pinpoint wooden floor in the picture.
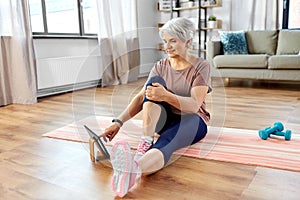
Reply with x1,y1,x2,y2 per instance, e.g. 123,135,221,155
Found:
1,78,300,200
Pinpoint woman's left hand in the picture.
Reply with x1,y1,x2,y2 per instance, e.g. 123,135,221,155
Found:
145,82,168,102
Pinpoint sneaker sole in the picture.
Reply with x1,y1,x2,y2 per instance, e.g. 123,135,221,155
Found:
110,140,133,197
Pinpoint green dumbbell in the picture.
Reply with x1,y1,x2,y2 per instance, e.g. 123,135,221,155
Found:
258,122,284,140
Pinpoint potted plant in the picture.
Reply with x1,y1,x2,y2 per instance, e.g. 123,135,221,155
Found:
207,15,217,29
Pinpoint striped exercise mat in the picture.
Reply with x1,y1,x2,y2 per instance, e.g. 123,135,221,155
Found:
43,116,300,172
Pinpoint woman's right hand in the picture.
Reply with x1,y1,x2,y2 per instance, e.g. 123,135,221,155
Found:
100,122,121,142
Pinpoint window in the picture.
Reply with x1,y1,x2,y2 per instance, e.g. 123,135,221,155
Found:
28,0,98,36
0,1,13,36
288,0,300,28
282,0,300,29
82,0,98,34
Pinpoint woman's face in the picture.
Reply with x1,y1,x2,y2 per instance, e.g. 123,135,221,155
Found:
162,32,189,58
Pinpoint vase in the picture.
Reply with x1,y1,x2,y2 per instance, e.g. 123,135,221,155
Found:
207,21,216,29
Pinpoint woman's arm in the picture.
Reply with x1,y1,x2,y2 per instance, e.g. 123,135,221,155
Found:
117,88,145,123
146,83,208,114
168,85,208,113
100,88,145,141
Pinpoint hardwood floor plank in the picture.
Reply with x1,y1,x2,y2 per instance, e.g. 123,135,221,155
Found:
241,167,300,200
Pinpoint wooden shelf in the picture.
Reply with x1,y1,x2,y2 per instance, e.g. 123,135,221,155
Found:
173,6,199,11
201,4,220,9
158,9,171,12
157,43,164,51
157,23,165,28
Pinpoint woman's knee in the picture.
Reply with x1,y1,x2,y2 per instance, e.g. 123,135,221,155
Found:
143,76,169,109
187,115,207,144
146,76,166,88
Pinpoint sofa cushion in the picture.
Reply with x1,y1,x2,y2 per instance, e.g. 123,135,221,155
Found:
213,55,268,69
219,31,248,55
276,30,300,55
245,30,278,55
268,55,300,69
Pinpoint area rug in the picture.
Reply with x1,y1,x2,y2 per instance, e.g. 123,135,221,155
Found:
43,116,300,172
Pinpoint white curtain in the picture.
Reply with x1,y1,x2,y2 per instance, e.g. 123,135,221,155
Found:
0,0,37,106
96,0,140,87
230,0,279,30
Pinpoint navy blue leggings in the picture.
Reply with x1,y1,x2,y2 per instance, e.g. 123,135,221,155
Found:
144,76,207,165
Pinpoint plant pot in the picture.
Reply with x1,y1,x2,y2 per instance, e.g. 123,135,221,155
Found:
207,21,216,29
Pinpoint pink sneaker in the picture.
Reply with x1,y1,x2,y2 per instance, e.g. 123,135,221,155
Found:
136,136,153,156
110,140,141,197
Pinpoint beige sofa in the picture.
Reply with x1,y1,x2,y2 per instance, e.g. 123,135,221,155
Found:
207,30,300,81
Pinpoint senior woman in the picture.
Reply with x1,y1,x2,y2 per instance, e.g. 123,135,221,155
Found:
101,17,212,197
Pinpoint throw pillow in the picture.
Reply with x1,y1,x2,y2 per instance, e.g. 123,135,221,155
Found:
219,31,248,55
276,30,300,55
245,30,278,55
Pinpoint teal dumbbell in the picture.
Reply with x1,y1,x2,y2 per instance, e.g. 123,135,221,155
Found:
258,122,284,140
273,130,292,140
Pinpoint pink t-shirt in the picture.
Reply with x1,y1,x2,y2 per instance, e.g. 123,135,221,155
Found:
147,57,212,124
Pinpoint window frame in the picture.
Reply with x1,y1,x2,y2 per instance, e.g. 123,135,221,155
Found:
282,0,289,29
30,0,97,38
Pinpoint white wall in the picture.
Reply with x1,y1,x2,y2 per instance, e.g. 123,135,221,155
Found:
137,0,162,77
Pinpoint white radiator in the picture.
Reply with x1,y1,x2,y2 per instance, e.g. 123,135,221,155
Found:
37,55,102,97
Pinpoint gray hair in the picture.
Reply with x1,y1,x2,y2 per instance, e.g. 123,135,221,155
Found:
159,17,196,42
